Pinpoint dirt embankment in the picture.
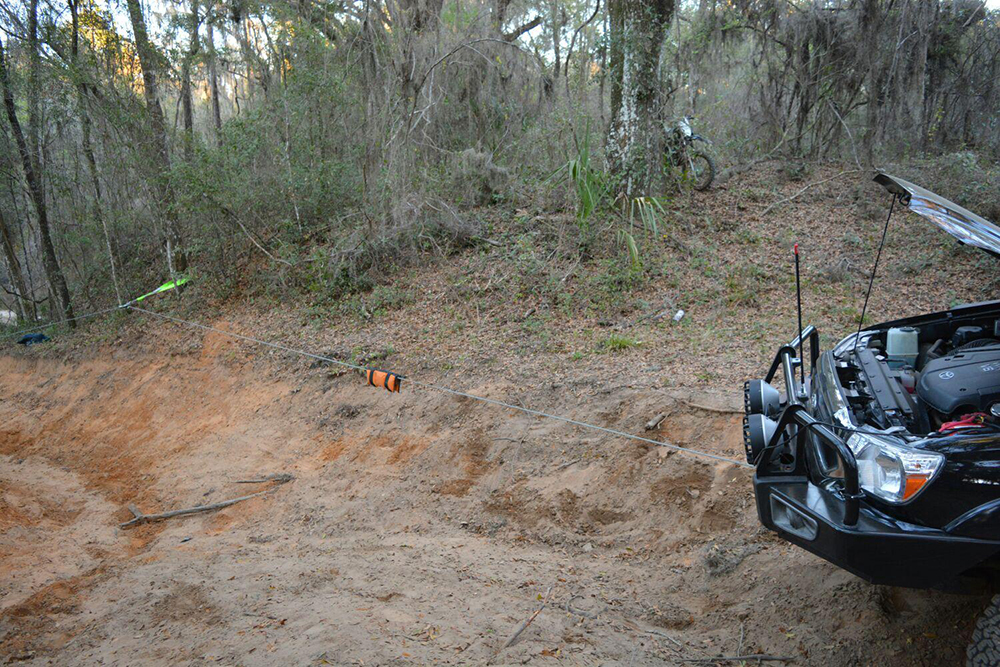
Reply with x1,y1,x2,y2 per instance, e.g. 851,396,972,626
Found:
0,321,986,666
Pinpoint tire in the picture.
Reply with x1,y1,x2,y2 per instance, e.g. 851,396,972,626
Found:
968,594,1000,666
688,151,715,191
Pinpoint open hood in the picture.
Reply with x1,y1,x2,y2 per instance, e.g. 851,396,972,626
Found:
874,172,1000,258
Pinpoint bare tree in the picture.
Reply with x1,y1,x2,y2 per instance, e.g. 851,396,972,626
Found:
125,0,189,275
206,16,223,145
0,207,35,321
180,0,202,162
230,0,270,95
0,35,75,324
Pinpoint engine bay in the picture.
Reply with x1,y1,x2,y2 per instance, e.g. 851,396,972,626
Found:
833,314,1000,435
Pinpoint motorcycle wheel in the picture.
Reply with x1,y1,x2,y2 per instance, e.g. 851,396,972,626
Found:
687,151,715,191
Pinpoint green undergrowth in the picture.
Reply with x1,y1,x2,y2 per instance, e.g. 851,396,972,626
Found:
24,159,998,387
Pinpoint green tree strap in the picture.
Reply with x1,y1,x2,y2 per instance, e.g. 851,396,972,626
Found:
133,276,190,303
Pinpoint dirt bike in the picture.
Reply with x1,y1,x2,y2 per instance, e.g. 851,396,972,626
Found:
663,117,716,191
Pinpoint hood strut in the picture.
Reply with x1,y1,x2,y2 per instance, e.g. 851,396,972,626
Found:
854,193,899,354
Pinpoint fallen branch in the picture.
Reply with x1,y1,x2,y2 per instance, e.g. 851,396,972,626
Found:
623,301,673,330
120,474,293,529
490,586,552,663
473,236,503,248
678,655,794,664
714,160,763,187
634,625,683,649
235,473,295,484
645,413,667,431
636,307,670,324
760,169,861,217
679,400,742,414
552,458,580,472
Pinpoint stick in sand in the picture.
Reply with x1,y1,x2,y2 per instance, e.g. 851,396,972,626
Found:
120,474,293,529
489,586,553,663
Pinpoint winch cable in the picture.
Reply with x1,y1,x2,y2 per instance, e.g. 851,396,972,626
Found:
0,305,123,342
1,285,752,469
1,278,190,343
125,304,753,469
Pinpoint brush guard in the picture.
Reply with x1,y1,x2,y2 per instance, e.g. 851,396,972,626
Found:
757,324,862,526
748,326,1000,591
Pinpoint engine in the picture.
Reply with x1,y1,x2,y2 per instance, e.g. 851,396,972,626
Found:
838,317,1000,435
918,345,1000,427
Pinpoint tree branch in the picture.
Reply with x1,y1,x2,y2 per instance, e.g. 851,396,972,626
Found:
503,15,543,41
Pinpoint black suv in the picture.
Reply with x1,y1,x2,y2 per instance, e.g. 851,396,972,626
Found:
743,174,1000,665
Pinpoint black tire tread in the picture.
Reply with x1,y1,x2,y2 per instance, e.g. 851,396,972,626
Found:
691,151,716,191
967,594,1000,666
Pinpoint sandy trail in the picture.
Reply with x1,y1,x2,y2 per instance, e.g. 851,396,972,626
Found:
0,330,985,665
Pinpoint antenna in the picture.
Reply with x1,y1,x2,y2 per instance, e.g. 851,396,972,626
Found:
794,243,804,386
854,194,898,354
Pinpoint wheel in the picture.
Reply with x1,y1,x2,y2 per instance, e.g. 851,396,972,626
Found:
687,151,715,191
968,594,1000,666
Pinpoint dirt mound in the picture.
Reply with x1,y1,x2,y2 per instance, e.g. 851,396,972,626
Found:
0,334,987,665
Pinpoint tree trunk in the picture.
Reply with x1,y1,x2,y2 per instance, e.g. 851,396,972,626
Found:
180,0,201,163
860,0,883,163
206,20,223,145
550,0,563,91
0,37,76,325
606,0,674,197
0,208,35,321
900,0,934,148
27,0,42,175
125,0,188,275
599,8,608,127
492,0,512,33
70,0,123,305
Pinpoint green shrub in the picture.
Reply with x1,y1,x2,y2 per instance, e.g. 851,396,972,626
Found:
600,333,640,353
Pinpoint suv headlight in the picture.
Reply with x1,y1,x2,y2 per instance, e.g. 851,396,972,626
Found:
846,433,944,503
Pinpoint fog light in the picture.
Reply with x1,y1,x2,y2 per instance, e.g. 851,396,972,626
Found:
744,413,779,464
746,379,781,417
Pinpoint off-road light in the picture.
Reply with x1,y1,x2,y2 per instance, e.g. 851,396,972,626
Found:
745,379,782,417
847,433,945,504
744,413,779,464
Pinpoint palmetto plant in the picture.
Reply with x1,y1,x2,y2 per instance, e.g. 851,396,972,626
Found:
554,125,672,272
618,196,666,270
553,121,607,237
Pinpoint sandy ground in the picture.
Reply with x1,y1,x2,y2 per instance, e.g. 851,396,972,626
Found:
0,324,988,666
3,164,998,665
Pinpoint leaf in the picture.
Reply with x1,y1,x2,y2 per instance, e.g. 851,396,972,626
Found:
616,230,641,270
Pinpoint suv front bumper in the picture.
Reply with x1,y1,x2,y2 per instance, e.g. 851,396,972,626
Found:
756,475,1000,591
